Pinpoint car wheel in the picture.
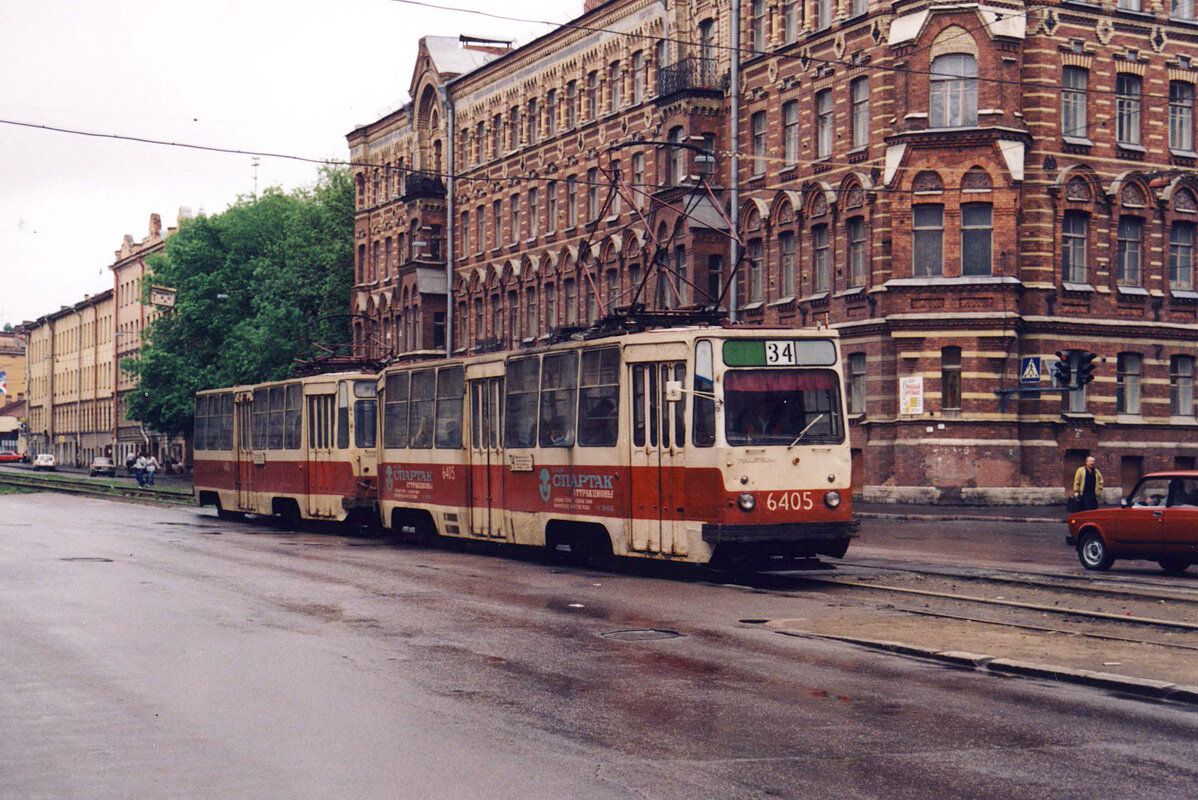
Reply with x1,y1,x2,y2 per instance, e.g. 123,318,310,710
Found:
1078,531,1114,571
1158,557,1191,575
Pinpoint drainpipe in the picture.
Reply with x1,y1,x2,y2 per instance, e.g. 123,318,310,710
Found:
442,85,455,358
728,0,740,321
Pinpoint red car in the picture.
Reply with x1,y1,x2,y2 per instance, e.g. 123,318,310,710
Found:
0,450,21,463
1066,471,1198,573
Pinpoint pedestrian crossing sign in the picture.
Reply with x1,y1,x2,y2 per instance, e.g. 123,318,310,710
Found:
1020,357,1042,384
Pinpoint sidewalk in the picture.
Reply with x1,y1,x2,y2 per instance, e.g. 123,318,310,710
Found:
854,501,1067,524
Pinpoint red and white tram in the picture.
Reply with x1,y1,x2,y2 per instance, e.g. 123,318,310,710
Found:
193,372,379,523
377,327,855,566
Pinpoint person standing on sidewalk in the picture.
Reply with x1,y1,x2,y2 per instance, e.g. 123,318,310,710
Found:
1072,455,1104,511
133,452,147,487
144,454,159,486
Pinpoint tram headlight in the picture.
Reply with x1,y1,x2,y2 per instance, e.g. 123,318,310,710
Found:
824,490,842,509
738,493,756,512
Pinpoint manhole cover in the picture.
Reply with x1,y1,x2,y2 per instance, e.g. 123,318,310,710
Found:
60,557,113,563
599,629,683,642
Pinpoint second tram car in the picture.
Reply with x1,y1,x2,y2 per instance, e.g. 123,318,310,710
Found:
376,327,855,566
193,372,379,523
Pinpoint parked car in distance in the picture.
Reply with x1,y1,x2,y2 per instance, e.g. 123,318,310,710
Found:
89,456,116,477
0,450,21,463
32,453,56,471
1067,471,1198,573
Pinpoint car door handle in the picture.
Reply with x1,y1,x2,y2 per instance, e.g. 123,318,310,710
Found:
1154,511,1163,517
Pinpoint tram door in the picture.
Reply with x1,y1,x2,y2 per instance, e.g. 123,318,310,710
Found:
234,391,255,511
468,377,506,538
627,359,688,556
305,383,337,517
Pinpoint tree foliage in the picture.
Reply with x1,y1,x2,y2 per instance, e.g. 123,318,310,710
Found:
125,166,354,437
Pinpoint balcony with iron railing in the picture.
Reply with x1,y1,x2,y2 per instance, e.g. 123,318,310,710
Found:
657,57,725,100
403,171,446,200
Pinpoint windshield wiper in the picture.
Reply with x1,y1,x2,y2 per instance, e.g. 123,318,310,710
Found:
788,414,826,448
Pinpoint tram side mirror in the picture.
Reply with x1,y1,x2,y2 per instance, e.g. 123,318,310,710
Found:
665,381,683,403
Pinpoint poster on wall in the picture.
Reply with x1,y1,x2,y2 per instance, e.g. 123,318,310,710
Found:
899,376,924,415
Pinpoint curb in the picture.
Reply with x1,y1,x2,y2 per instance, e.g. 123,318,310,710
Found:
772,627,1198,705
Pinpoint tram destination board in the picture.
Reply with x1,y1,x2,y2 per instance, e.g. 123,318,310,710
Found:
723,339,837,367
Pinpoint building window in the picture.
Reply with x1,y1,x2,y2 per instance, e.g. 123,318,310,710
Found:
586,167,600,221
847,216,867,287
1117,216,1143,286
476,206,484,253
1171,81,1194,152
544,283,556,330
492,114,502,158
813,224,831,293
815,90,833,160
751,112,767,174
586,71,599,120
848,352,867,414
564,278,578,326
510,194,520,243
913,204,944,277
699,18,716,63
816,0,832,29
782,1,798,43
1116,73,1142,146
851,0,867,15
929,54,978,128
941,346,962,411
492,201,502,248
741,238,763,307
1171,221,1195,291
669,126,687,185
525,287,538,340
527,98,538,143
546,89,557,137
1119,0,1141,10
631,51,644,104
1175,0,1196,20
528,187,539,238
566,175,578,227
566,81,577,128
782,101,799,165
1062,210,1088,284
850,78,869,149
546,181,557,233
1062,67,1088,139
961,202,992,276
1116,352,1142,415
509,106,520,149
750,0,767,51
779,231,796,297
631,152,645,208
1171,355,1195,416
609,61,621,111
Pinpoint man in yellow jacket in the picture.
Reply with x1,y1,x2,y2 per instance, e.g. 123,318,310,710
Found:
1072,456,1104,511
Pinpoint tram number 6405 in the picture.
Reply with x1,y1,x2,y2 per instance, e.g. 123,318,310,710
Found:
765,491,815,512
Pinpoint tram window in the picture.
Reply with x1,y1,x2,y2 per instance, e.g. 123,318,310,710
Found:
724,369,843,445
505,357,540,448
672,363,686,446
384,373,409,448
647,365,658,447
355,398,377,449
194,397,208,451
632,366,646,447
658,364,669,449
435,366,464,448
578,348,619,447
693,341,715,447
220,394,234,450
471,383,483,449
409,370,435,448
269,386,285,449
253,388,269,449
539,351,578,447
336,382,350,449
284,385,302,449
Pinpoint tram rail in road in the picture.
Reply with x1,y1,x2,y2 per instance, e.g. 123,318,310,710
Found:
0,467,195,507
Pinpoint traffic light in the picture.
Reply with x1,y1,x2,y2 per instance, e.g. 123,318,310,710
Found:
1076,351,1098,386
1053,350,1074,386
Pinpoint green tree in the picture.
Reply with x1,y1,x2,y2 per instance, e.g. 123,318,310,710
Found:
125,165,354,437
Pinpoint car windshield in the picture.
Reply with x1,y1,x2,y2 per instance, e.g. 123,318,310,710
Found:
724,369,844,445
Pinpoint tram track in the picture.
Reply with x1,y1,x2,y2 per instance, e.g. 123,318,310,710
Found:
0,470,195,507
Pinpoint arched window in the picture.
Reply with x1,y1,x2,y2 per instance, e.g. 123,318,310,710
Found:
929,54,978,128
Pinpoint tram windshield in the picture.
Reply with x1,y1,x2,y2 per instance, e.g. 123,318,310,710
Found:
724,369,844,445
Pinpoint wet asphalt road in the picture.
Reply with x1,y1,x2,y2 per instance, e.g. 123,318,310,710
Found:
1,493,1195,800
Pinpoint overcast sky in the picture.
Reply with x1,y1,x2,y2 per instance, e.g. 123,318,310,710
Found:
0,0,564,327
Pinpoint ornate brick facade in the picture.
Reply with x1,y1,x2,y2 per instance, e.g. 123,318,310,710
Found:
349,0,1198,502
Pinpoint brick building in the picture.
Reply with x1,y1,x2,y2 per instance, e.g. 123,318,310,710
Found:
349,0,1198,503
23,213,185,467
